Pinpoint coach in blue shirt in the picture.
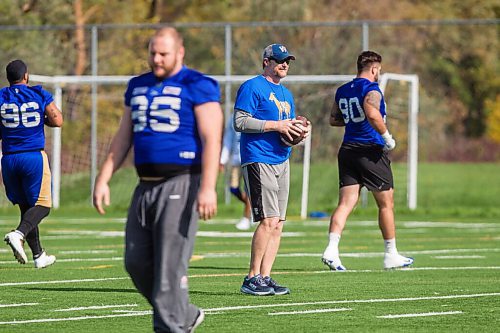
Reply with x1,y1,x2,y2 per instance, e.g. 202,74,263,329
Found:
234,44,309,296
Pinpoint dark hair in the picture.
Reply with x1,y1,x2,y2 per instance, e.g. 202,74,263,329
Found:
357,51,382,73
6,59,28,84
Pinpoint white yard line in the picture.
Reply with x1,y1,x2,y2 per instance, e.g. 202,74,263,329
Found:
0,312,151,325
1,265,500,287
204,293,500,312
268,308,352,316
377,310,463,319
0,277,128,287
433,255,485,259
54,304,137,312
0,293,496,325
0,257,123,265
0,303,38,308
201,247,500,258
58,250,117,254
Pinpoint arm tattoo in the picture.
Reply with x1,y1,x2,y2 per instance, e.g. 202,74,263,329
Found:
365,91,381,110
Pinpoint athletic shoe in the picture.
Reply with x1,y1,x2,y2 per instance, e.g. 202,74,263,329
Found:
187,309,204,333
321,257,347,271
240,274,275,296
34,251,56,269
235,217,251,230
383,253,414,269
263,276,290,295
4,231,27,264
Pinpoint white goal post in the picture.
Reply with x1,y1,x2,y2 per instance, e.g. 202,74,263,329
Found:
30,73,418,214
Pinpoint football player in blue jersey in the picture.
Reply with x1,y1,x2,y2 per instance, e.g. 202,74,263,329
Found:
234,44,309,296
1,59,63,269
219,114,252,230
93,27,222,332
321,51,414,271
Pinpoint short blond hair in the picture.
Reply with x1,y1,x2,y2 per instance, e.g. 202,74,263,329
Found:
151,27,184,47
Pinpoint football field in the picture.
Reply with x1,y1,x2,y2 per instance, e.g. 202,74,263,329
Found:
1,216,499,332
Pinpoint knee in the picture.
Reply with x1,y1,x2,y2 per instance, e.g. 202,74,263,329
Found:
260,218,280,232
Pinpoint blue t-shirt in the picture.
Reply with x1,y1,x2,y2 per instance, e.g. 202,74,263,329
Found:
234,75,295,165
335,78,386,146
0,84,53,154
124,66,220,169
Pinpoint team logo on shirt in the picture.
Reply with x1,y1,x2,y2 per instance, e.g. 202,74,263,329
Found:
162,86,182,96
268,92,291,119
132,87,148,95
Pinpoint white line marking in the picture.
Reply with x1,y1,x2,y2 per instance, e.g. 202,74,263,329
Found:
0,294,495,325
0,303,38,308
0,312,152,325
197,231,304,238
433,255,485,259
377,311,463,318
2,266,500,287
0,257,123,265
269,308,352,316
201,248,500,258
58,250,117,254
0,277,128,287
204,293,500,312
54,304,137,312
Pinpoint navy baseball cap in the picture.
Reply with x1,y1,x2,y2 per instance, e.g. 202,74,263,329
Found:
263,44,296,62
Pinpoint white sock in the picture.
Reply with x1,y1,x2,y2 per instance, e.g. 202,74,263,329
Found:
323,232,341,259
328,232,341,247
384,238,398,254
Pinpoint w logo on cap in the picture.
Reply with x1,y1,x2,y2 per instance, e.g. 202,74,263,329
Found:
279,45,287,52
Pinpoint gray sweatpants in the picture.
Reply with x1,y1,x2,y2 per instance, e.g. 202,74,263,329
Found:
124,173,200,333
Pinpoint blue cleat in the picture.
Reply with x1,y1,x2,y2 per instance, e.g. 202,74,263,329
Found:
240,274,275,296
263,276,290,295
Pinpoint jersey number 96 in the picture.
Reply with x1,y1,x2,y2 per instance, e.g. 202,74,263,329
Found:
1,102,41,128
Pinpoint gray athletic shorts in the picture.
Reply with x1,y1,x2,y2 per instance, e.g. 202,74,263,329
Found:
242,160,289,222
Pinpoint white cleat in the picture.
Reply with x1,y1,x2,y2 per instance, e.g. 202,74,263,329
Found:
236,217,251,230
384,253,414,269
34,251,56,269
321,257,347,271
4,231,27,264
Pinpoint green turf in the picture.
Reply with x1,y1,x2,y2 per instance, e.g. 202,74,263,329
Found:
0,215,499,332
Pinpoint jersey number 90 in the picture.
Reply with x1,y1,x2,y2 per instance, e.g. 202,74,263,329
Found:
130,95,180,133
1,102,41,128
338,97,366,124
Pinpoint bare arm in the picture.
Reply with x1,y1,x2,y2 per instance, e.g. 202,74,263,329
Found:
44,102,63,127
363,90,387,134
329,102,345,127
195,101,223,220
364,90,396,150
93,106,133,214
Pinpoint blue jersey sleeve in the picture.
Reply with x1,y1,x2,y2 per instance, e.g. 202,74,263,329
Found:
190,76,220,105
32,85,54,108
234,81,259,115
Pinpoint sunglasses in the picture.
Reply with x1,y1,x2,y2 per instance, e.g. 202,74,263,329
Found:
269,57,290,65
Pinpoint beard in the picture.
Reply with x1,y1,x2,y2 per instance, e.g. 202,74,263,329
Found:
149,59,178,80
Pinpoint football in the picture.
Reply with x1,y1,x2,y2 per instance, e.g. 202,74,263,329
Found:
280,115,308,146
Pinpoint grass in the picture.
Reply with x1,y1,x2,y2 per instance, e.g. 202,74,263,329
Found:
0,162,498,331
0,216,499,332
1,162,498,220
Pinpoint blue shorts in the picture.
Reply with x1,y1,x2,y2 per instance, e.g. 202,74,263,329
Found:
1,151,52,207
